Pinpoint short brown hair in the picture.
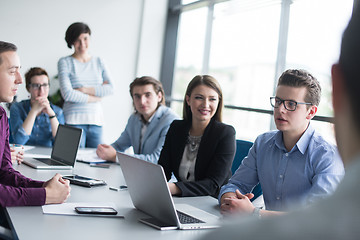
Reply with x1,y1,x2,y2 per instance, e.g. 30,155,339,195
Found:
0,41,17,65
25,67,49,91
183,75,223,122
129,76,165,105
277,69,321,107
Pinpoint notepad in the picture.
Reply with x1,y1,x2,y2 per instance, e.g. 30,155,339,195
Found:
76,149,107,164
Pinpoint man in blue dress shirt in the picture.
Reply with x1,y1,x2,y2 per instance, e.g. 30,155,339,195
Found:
201,6,360,240
219,69,344,217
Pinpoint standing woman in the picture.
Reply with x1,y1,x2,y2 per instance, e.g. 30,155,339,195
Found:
10,67,65,147
158,75,236,197
58,22,113,148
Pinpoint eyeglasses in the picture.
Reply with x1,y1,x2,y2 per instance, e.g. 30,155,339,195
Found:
29,83,49,90
270,97,312,111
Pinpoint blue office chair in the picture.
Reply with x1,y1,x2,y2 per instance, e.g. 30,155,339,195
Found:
232,139,262,201
8,119,14,144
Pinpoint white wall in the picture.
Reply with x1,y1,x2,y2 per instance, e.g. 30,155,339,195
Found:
136,0,168,77
0,0,168,143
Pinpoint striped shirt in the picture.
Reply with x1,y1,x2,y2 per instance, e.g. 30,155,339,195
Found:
58,56,113,125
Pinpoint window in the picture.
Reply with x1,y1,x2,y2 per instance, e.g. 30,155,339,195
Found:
209,1,281,140
168,0,353,142
286,0,353,118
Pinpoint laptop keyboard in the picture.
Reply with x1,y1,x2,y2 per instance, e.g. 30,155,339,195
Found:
177,211,204,224
34,158,65,166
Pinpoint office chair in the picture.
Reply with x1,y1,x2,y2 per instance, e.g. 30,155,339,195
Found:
232,140,262,201
0,226,13,240
0,209,14,240
8,119,13,144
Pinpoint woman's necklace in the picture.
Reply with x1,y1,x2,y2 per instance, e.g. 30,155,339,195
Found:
187,134,202,152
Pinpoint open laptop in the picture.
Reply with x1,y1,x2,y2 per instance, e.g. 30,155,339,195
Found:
117,152,221,230
23,124,82,170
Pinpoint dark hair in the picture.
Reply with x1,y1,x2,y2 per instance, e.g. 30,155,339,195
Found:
65,22,91,49
129,76,165,106
25,67,49,91
183,75,223,122
0,41,17,65
339,6,360,132
277,69,321,107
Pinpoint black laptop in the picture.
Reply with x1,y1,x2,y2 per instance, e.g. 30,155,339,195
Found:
23,124,82,169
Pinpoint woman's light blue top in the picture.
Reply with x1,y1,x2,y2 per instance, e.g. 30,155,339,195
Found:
58,56,113,126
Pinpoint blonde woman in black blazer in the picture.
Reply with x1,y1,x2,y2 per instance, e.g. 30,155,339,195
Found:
158,75,236,197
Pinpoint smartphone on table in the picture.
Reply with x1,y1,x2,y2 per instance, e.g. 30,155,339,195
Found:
75,207,118,215
63,175,106,187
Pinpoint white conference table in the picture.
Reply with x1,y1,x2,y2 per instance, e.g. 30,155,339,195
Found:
6,147,222,240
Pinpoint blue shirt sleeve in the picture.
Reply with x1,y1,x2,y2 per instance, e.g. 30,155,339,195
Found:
10,101,66,147
305,141,344,205
111,116,133,152
9,102,30,145
218,136,260,203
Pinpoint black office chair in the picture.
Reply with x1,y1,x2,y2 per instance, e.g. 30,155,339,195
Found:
232,140,262,201
0,208,14,240
0,226,13,240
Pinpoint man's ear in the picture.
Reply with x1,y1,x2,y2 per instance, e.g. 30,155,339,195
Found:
306,105,317,120
332,63,345,113
157,91,163,103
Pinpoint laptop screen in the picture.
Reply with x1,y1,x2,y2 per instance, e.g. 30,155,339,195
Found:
51,125,82,165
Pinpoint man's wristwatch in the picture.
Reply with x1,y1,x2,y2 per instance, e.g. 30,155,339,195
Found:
253,207,261,219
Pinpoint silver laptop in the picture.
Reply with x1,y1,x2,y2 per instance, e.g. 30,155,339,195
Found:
23,124,82,170
117,152,221,230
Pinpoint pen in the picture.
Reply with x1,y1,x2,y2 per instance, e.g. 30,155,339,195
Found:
90,163,110,168
109,186,120,191
109,185,128,191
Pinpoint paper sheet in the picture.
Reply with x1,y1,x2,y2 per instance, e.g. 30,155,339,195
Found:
24,153,51,158
23,145,35,152
76,149,107,164
42,202,124,218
